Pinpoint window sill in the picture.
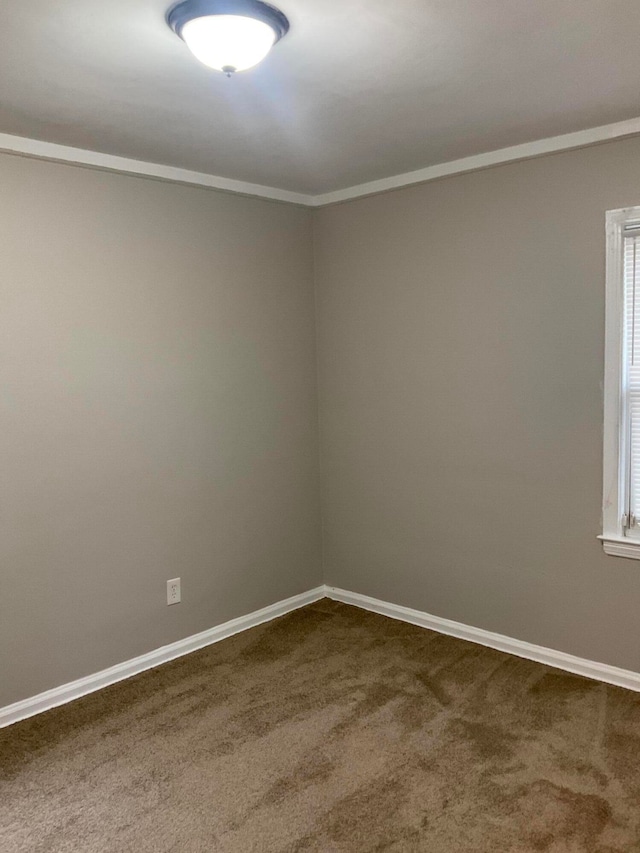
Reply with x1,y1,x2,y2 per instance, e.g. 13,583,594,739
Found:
599,535,640,560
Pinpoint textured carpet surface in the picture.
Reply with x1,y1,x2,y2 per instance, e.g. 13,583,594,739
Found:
2,599,640,852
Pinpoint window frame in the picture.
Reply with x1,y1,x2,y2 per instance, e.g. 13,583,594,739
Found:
601,206,640,558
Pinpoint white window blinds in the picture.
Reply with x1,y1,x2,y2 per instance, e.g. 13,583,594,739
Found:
600,207,640,558
622,229,640,537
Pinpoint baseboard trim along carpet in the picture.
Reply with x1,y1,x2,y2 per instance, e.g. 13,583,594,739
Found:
0,586,325,729
325,586,640,693
4,583,640,728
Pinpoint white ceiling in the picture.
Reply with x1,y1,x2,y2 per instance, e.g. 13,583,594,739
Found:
1,0,640,195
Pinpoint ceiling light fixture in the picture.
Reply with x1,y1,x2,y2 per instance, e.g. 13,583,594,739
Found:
167,0,289,76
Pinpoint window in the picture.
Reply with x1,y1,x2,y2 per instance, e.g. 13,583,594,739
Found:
601,206,640,558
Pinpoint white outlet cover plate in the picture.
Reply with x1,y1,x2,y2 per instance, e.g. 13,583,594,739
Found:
167,578,181,605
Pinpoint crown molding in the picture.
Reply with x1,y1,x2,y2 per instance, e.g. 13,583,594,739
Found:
0,132,315,206
310,116,640,206
2,116,640,208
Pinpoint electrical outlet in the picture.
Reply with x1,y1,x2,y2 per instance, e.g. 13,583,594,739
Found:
167,577,181,605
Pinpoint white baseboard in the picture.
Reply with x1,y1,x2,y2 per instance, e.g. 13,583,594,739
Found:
5,583,639,729
0,586,325,729
325,586,640,693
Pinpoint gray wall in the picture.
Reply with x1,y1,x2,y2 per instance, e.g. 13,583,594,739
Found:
314,136,640,673
1,154,322,707
6,134,640,709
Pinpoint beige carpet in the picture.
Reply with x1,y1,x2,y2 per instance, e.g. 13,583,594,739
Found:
2,599,640,852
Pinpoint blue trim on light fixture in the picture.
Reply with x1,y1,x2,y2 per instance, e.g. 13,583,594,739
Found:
167,0,290,43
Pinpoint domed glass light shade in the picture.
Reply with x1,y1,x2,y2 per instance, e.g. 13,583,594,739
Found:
167,0,289,75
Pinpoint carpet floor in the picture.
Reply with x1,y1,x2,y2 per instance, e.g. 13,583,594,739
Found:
2,599,640,852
